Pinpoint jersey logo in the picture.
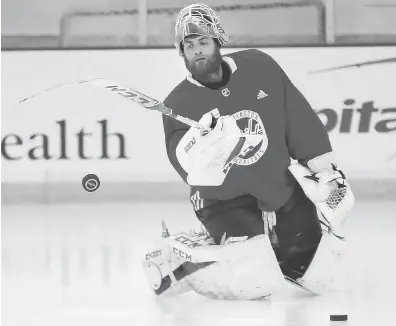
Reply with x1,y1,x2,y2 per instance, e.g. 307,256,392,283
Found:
231,110,268,166
221,88,230,97
257,90,268,99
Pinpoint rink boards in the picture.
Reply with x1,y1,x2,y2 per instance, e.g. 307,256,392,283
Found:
2,46,395,202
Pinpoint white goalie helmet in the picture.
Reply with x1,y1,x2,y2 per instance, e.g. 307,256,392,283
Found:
174,3,228,55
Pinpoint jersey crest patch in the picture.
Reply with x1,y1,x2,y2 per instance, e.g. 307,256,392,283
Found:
232,110,268,166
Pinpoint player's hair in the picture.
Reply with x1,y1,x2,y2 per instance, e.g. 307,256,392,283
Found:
174,3,228,55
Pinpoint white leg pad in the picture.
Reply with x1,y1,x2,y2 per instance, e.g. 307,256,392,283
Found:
184,235,286,300
296,231,347,294
142,241,193,297
144,228,286,300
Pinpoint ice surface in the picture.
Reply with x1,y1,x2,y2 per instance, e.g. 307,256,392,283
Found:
2,200,396,326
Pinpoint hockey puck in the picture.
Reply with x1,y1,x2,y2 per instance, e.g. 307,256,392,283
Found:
82,174,100,192
330,314,348,322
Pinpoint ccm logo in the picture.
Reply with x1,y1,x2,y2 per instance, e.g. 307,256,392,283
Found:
184,137,196,153
174,235,200,248
146,249,162,260
173,247,192,261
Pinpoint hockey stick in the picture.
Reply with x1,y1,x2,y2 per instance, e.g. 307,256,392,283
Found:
19,78,211,133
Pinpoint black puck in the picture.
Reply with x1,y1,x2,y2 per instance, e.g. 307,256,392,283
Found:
82,174,100,192
330,314,348,322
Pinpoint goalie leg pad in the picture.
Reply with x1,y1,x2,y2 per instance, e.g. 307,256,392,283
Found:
142,225,218,297
144,227,286,300
182,235,286,300
142,240,193,297
295,231,347,294
143,260,163,290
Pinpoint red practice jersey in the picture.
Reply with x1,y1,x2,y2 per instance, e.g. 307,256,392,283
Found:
162,49,332,211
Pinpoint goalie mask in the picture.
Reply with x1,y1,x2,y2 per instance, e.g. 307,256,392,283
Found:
174,3,228,55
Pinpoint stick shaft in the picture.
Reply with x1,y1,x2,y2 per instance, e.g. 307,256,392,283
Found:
19,78,211,132
84,79,211,132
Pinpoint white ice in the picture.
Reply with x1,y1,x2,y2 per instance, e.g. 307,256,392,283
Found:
2,199,396,326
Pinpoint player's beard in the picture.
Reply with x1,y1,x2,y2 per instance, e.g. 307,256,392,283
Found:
184,48,222,82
